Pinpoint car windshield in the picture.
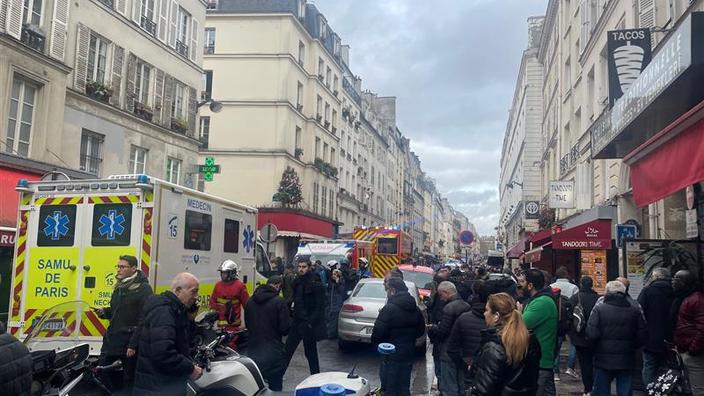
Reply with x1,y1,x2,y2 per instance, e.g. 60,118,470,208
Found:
352,282,387,299
401,270,433,290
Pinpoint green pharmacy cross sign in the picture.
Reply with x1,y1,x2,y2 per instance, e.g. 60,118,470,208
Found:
198,157,221,182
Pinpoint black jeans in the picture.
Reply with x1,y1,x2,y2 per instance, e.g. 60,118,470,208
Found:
575,346,594,393
380,358,413,396
262,367,285,391
284,322,320,375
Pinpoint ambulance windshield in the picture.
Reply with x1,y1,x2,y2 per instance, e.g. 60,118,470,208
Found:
24,300,92,350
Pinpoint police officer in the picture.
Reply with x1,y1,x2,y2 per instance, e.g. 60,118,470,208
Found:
95,254,152,394
209,260,249,347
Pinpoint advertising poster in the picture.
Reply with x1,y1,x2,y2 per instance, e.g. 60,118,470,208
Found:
581,249,607,295
625,241,665,299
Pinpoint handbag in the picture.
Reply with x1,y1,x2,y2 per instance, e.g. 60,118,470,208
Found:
646,347,693,396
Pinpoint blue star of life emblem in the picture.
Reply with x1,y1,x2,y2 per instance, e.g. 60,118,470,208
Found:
98,210,126,240
243,225,255,253
43,211,70,240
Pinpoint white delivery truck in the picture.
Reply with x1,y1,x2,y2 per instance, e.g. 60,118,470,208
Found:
6,174,272,353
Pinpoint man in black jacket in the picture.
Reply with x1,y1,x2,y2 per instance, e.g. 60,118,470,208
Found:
0,322,32,396
245,276,291,391
568,276,599,395
636,267,674,386
587,280,647,396
447,280,490,392
428,281,470,396
96,254,152,393
372,277,425,396
428,266,450,383
134,272,202,396
283,259,326,375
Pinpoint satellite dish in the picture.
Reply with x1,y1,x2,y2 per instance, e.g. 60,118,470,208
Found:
209,100,223,113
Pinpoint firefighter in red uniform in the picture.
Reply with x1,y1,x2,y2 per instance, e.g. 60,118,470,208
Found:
209,260,250,347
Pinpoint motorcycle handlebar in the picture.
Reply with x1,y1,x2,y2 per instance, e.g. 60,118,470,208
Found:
95,360,123,372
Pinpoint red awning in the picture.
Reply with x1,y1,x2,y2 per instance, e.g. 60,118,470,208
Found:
552,219,612,250
257,210,334,239
530,229,553,246
626,100,704,208
0,167,41,227
525,242,551,263
506,237,529,259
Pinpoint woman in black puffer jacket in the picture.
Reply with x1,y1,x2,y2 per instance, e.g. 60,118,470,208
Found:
469,293,541,396
0,322,32,396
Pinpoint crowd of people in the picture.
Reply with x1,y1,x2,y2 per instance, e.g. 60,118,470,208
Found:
1,252,703,396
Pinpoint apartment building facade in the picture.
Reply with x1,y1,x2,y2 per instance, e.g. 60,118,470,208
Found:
499,17,545,253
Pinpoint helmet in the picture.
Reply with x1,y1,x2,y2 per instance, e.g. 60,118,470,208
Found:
218,259,239,281
326,260,339,270
359,257,369,267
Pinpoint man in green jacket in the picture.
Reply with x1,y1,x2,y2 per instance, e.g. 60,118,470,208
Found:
519,268,557,396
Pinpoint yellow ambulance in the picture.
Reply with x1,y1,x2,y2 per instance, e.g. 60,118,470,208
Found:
6,174,273,354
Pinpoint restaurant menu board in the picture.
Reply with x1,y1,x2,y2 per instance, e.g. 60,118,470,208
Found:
625,240,665,299
581,249,607,295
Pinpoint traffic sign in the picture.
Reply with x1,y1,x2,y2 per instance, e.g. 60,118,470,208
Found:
459,230,474,246
616,224,637,248
260,223,278,243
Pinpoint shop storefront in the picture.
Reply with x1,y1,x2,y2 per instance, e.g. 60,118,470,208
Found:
257,207,340,264
590,12,704,281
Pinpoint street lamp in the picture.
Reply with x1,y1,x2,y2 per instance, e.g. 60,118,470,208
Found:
197,98,223,113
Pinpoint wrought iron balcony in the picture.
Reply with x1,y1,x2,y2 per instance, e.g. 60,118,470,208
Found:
140,16,157,36
21,25,45,53
175,40,189,58
559,144,580,176
203,45,215,54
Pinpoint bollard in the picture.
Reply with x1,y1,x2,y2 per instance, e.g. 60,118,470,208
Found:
319,383,346,396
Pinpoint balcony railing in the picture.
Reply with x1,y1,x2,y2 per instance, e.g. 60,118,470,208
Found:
140,16,157,36
559,144,580,176
21,25,45,53
97,0,114,7
175,40,189,58
203,44,215,54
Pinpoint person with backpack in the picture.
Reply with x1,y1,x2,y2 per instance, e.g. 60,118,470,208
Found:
550,267,578,382
517,269,558,396
569,276,600,396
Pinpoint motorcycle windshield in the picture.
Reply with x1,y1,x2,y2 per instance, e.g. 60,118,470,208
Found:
24,300,92,351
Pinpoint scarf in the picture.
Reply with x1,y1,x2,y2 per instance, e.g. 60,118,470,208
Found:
114,270,142,291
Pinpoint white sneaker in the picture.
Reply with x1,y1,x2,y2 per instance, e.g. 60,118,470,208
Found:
565,368,579,379
554,373,560,382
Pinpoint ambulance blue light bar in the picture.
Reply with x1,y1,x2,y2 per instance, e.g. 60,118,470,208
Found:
135,174,152,189
16,178,31,193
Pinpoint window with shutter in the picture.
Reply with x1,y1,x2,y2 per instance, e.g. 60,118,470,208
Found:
5,76,38,157
187,86,197,134
23,0,42,25
639,0,655,29
162,74,174,124
129,145,148,174
74,24,90,92
190,18,198,61
110,45,124,107
154,69,165,123
157,0,168,43
6,0,24,39
0,0,8,34
168,0,177,47
125,53,137,111
87,34,109,84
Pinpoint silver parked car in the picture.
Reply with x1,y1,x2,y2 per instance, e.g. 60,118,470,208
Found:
337,278,427,353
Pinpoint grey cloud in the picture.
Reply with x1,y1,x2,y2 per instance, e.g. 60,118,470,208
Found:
315,0,546,233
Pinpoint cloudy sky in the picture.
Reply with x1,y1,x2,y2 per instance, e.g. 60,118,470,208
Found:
314,0,547,235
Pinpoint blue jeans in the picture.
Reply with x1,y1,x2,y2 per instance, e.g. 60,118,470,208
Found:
380,359,413,396
592,368,632,396
554,336,577,373
439,357,463,396
642,351,664,386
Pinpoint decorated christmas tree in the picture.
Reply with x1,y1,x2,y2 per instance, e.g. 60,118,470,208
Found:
273,166,303,207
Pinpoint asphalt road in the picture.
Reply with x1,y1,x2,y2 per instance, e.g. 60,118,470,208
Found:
281,338,433,395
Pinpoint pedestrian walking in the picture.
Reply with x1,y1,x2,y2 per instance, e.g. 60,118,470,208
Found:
327,268,347,338
468,292,540,396
671,270,704,394
447,280,490,393
549,266,578,382
428,282,471,396
586,280,647,396
283,259,326,375
133,272,202,396
637,267,675,386
282,262,297,305
518,268,557,396
313,259,328,286
0,322,32,396
94,254,152,394
244,276,291,391
428,265,451,383
568,276,599,395
371,277,425,396
209,260,249,343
